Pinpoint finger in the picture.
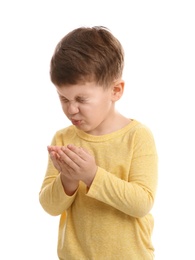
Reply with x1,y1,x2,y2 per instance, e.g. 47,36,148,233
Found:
47,146,53,153
63,146,85,163
48,145,62,153
59,147,82,168
66,144,89,160
49,152,62,172
49,150,59,160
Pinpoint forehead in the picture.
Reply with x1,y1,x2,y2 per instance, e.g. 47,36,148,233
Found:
56,82,106,97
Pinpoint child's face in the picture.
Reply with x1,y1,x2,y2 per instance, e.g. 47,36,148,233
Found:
56,82,116,135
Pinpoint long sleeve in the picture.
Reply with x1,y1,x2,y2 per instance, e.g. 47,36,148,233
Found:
39,135,78,216
86,127,158,217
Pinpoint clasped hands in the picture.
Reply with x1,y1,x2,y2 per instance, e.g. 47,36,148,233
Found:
48,144,98,193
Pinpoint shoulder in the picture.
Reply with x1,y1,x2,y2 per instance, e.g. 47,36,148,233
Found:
128,119,154,139
130,120,157,155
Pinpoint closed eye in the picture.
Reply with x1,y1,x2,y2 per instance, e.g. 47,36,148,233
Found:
59,96,69,103
76,98,87,103
59,95,88,103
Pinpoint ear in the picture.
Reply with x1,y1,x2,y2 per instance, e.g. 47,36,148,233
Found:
111,80,125,101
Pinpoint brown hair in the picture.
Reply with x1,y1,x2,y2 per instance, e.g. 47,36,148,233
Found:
50,26,124,88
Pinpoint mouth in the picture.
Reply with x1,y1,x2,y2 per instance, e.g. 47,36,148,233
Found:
71,119,82,126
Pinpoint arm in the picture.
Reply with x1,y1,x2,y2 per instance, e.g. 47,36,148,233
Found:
39,142,97,215
87,128,158,218
48,145,79,196
39,144,79,216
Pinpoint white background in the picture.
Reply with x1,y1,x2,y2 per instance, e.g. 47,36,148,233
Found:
0,1,195,259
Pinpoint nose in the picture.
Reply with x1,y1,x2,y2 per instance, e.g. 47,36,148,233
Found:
67,101,79,115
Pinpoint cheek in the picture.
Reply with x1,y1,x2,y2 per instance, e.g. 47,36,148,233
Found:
80,105,98,119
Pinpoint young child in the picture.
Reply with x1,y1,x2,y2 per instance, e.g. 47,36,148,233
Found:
39,26,158,260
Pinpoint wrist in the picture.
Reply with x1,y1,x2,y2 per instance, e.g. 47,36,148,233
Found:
85,166,98,188
60,173,79,196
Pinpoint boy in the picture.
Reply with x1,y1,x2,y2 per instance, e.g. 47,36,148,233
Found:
39,26,158,260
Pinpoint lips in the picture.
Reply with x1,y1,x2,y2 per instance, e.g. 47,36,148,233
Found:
71,119,82,126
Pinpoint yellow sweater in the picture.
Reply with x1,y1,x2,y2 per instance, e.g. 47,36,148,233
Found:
39,119,158,260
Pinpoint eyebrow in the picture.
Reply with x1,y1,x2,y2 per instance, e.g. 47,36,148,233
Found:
76,96,88,100
58,93,88,100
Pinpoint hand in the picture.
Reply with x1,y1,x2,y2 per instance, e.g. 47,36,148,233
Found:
48,145,79,195
48,144,98,187
47,145,63,173
59,144,97,187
